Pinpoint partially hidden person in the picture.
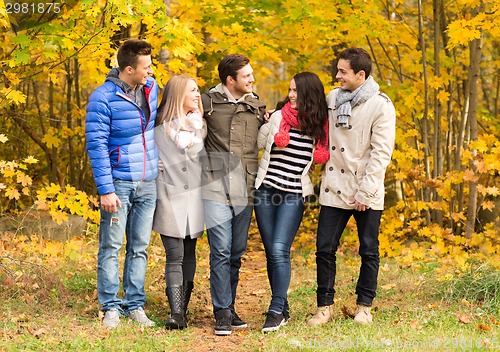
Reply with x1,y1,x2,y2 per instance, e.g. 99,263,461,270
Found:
254,72,329,332
201,54,267,336
153,75,207,330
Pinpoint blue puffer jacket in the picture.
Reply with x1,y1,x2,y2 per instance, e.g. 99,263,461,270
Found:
85,70,159,195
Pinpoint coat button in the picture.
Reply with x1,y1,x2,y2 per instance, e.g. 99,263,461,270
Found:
341,169,345,173
325,188,329,193
340,147,345,152
331,146,336,151
184,185,188,190
182,167,187,172
329,167,333,171
348,125,352,129
335,123,339,128
337,190,341,194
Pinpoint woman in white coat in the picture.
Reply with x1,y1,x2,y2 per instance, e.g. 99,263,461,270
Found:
153,75,206,329
254,72,329,332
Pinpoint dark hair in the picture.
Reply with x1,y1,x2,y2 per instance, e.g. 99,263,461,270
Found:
117,39,152,70
218,54,250,85
277,72,328,145
338,48,372,77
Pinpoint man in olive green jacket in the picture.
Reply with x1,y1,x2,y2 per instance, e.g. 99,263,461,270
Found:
201,54,266,336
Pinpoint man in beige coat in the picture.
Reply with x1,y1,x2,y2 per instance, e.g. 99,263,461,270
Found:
308,48,396,325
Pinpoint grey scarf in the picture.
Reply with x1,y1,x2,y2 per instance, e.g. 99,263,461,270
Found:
335,76,379,128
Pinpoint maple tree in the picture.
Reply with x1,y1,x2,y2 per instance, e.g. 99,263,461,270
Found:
0,0,498,267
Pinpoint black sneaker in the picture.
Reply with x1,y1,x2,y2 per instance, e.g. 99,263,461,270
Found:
283,310,290,325
231,311,248,329
214,309,232,336
262,311,285,333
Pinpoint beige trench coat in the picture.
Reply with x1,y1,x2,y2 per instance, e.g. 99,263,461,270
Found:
319,88,396,211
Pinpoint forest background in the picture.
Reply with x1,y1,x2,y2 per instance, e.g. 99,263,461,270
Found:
0,0,499,349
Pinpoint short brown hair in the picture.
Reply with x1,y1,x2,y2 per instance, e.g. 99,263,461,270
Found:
117,39,152,70
218,54,250,85
338,48,372,77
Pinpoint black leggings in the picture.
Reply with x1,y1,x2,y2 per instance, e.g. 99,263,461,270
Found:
160,235,197,287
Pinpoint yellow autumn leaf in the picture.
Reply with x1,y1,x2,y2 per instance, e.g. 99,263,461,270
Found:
23,156,38,164
45,183,61,196
436,90,450,104
16,172,32,186
486,186,499,196
470,140,489,153
481,200,495,212
5,187,20,200
3,88,27,104
48,73,59,84
51,210,68,225
451,212,466,222
463,169,478,182
42,133,60,149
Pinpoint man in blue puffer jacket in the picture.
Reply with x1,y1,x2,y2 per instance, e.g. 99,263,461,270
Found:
85,39,159,328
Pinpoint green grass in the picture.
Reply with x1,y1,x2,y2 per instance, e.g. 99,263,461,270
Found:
1,233,499,351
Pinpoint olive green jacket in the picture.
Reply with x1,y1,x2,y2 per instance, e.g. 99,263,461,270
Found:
201,84,266,206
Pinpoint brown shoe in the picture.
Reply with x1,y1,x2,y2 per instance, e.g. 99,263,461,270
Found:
307,305,334,326
353,304,372,324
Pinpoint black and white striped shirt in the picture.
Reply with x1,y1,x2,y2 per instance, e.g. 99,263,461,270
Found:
263,127,313,193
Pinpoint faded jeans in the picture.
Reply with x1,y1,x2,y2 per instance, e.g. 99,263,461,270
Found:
204,200,253,314
97,179,156,313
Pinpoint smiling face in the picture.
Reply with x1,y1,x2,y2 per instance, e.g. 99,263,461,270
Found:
125,55,153,88
228,63,254,99
336,58,365,92
182,79,201,115
288,78,298,109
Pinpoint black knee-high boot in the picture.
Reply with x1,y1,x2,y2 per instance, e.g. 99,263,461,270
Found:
183,281,194,319
165,285,187,329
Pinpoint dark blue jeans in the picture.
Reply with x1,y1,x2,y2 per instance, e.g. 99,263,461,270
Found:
204,200,253,314
315,206,382,307
254,185,305,313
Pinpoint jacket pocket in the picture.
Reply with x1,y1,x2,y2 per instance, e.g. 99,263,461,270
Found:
200,154,224,192
109,146,121,168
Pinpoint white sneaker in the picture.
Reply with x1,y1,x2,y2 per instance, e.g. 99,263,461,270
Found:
128,307,155,327
102,308,120,328
353,305,373,324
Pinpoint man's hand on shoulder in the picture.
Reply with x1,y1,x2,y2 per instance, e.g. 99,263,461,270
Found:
264,109,275,122
100,193,122,213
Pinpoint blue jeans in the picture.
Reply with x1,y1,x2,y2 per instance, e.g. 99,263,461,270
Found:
254,185,305,313
204,200,253,313
315,206,382,307
97,179,156,313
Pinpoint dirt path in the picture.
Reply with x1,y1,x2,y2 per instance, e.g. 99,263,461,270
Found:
181,227,272,351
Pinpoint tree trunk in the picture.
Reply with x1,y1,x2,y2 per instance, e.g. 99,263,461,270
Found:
464,10,483,239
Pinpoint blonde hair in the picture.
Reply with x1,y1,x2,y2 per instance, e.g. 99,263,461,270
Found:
156,75,203,129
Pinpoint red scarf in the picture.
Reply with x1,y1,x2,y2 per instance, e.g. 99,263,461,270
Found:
274,102,329,164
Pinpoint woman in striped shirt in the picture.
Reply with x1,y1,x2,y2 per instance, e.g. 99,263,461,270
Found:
254,72,329,332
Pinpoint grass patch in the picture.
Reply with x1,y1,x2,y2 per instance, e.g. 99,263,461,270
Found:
1,231,499,351
435,264,500,315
